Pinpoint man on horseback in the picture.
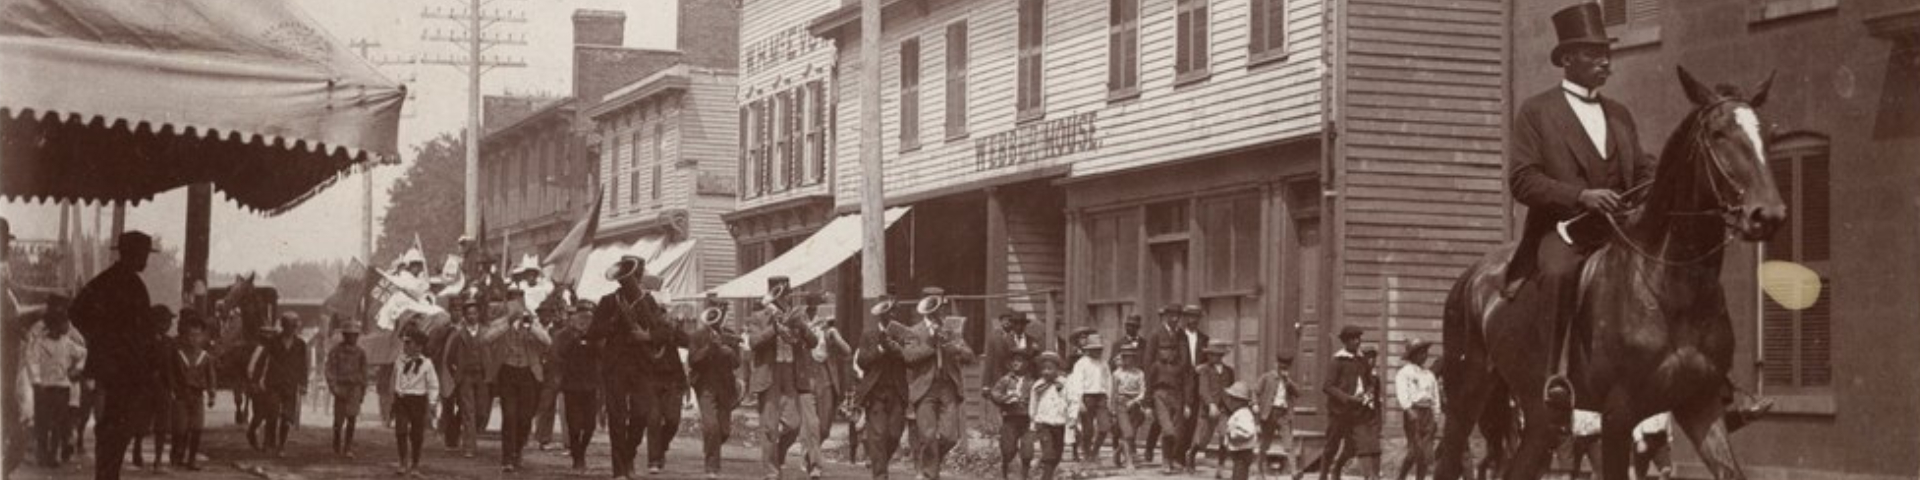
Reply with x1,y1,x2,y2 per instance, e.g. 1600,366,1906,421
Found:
1507,2,1653,413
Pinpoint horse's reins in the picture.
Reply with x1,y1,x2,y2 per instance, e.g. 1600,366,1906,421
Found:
1545,99,1754,413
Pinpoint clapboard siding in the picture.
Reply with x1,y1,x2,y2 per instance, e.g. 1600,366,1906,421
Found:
684,76,741,179
1333,0,1508,430
738,0,839,214
825,0,1326,209
1004,194,1067,319
690,195,739,291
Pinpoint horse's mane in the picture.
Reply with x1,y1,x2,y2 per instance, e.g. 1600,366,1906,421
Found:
1644,83,1752,216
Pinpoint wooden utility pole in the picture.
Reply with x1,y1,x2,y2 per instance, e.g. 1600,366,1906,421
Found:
858,0,887,306
420,0,525,239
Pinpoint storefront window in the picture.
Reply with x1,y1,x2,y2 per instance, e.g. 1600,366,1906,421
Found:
1200,194,1261,293
1087,209,1141,302
1147,200,1188,236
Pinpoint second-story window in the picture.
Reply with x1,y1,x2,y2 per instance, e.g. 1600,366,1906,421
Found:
738,106,752,200
630,129,642,206
1017,0,1045,119
1249,0,1288,64
788,86,804,187
652,123,664,200
756,100,772,196
1175,0,1210,83
807,80,827,185
900,37,921,152
945,21,969,139
1108,0,1139,98
775,91,793,192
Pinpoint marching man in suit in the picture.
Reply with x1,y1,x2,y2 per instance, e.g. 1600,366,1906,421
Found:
750,276,823,479
857,297,913,479
903,287,976,479
1507,1,1654,412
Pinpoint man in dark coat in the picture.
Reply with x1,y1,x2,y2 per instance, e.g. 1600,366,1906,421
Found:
686,303,741,479
1506,2,1653,410
69,231,155,480
856,298,911,480
1140,305,1186,462
256,313,310,457
636,296,688,475
590,255,669,479
982,312,1038,403
903,287,975,479
552,300,601,470
1314,326,1376,480
749,276,822,479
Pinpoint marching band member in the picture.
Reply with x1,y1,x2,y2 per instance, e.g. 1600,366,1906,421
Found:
857,297,912,479
903,287,975,480
749,276,822,479
590,255,669,479
688,302,743,479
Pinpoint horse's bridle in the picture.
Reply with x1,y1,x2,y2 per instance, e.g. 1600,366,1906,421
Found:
1602,98,1751,267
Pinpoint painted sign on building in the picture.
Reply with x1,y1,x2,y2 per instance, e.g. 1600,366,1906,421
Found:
973,111,1099,171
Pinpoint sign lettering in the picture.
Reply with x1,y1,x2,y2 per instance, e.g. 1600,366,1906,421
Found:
973,112,1099,171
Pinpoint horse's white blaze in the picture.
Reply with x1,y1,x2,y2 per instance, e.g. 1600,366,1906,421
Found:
1735,106,1766,164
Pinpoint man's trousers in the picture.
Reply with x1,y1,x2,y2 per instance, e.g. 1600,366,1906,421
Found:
603,373,651,477
562,389,599,465
495,366,541,467
862,396,908,480
759,390,819,476
1152,390,1189,469
695,388,738,475
913,393,965,480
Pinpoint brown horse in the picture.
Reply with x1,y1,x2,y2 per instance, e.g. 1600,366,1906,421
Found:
1436,67,1784,480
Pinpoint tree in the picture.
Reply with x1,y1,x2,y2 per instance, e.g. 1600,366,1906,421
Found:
374,132,466,269
264,259,348,300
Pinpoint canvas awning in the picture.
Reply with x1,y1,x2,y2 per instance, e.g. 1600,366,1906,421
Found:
0,0,406,213
709,207,909,299
573,235,701,303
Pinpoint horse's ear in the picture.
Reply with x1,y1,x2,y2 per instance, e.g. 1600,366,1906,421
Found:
1750,71,1776,108
1677,66,1713,105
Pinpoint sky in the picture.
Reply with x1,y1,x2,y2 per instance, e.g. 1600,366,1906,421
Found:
0,0,675,274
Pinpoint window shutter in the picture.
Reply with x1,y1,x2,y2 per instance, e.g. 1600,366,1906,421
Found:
1602,0,1627,25
946,22,968,138
739,106,750,199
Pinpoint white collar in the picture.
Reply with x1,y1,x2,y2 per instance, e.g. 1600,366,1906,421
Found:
1562,80,1599,101
1334,348,1358,359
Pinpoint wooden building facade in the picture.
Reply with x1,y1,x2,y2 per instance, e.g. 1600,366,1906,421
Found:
1514,1,1920,478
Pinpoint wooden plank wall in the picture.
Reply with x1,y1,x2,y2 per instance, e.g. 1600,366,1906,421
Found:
737,0,839,213
1334,0,1509,429
826,0,1326,210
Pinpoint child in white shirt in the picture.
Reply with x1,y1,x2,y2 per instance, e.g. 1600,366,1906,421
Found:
1221,382,1258,480
1030,351,1071,480
391,330,439,475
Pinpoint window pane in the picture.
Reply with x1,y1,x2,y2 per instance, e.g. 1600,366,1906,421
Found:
1090,215,1116,298
1116,211,1141,296
1762,159,1795,262
1147,201,1188,235
947,22,968,137
1802,154,1830,262
1204,202,1233,290
1232,196,1261,289
1801,283,1832,387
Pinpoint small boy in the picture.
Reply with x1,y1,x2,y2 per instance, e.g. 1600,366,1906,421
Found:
130,305,177,472
1065,334,1111,464
168,320,217,470
1030,352,1071,480
26,299,86,468
392,329,439,475
1253,352,1302,478
1149,342,1193,474
1109,347,1146,469
989,350,1036,480
1221,382,1258,480
327,319,369,458
1190,340,1237,472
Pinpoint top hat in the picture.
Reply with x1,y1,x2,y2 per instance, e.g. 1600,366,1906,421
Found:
1550,2,1616,65
1339,325,1366,340
113,231,156,255
1405,338,1435,359
606,255,646,281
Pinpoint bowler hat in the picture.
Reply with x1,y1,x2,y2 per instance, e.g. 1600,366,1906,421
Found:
113,231,156,255
1224,381,1252,401
1550,2,1616,65
606,255,646,281
1080,333,1107,350
1339,325,1365,340
1206,339,1233,354
1180,304,1204,317
1124,315,1142,326
1159,304,1184,316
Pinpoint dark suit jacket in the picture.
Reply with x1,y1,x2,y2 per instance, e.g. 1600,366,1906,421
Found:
685,323,740,396
1322,350,1372,418
589,290,668,379
1509,87,1654,273
747,307,818,394
901,318,975,403
1142,325,1187,390
855,326,909,404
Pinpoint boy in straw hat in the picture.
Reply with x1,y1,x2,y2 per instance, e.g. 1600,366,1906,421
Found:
327,317,369,458
167,318,216,470
1221,381,1259,480
1065,332,1111,463
1393,338,1439,480
1109,345,1148,469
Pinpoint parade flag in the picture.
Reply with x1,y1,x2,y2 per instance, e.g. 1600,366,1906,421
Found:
543,186,602,285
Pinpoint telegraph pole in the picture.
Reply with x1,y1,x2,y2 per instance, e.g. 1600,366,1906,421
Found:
419,0,525,239
347,39,415,266
859,0,887,304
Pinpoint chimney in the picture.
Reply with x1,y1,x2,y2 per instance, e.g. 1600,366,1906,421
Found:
573,10,626,47
677,0,739,68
